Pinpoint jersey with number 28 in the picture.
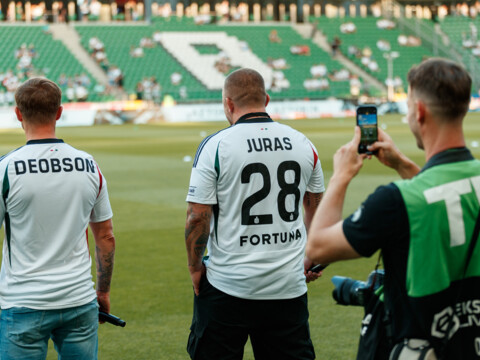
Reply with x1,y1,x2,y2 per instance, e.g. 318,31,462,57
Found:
186,116,324,300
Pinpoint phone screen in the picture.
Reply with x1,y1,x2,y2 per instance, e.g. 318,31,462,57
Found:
357,107,378,154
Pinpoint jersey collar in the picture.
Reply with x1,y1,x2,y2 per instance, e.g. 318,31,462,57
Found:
421,147,473,173
26,139,64,145
235,112,273,125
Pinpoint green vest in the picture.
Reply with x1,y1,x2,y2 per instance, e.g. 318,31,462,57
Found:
395,159,480,298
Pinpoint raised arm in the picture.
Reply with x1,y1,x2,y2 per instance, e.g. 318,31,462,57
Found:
185,202,212,295
307,128,364,264
368,128,420,179
91,219,115,317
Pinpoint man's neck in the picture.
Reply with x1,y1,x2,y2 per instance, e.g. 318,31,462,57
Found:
231,109,268,124
423,123,465,162
24,126,57,141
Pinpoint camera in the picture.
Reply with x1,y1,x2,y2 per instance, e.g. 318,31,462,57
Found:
331,269,385,307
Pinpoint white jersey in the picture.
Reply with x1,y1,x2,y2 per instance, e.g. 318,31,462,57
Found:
0,139,113,310
186,114,324,299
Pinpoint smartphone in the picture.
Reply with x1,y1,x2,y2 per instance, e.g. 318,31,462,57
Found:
356,105,378,154
308,264,329,273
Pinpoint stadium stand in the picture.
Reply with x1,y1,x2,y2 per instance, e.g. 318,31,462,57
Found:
315,16,434,93
75,21,355,102
0,25,112,103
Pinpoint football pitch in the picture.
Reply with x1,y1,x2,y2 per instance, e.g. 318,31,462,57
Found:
1,113,480,359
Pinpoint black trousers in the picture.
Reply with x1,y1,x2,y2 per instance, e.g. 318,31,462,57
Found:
187,277,316,360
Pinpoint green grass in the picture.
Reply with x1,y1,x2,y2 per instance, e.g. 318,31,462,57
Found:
1,113,480,359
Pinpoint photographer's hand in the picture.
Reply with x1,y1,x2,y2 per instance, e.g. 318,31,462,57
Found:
306,128,363,264
367,128,420,179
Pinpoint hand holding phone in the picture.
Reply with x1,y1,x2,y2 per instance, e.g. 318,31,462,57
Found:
356,105,378,155
307,264,329,273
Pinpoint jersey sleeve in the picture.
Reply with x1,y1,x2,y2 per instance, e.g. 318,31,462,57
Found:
306,142,325,194
343,183,408,257
186,139,218,204
90,165,113,223
0,167,5,225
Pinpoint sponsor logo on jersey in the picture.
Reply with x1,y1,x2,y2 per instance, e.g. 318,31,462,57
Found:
240,227,302,246
14,157,96,175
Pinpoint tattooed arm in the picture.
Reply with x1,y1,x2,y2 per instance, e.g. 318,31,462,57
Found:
91,219,115,319
185,202,212,296
303,191,323,233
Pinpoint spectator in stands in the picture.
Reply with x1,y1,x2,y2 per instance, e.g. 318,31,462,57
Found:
376,19,396,30
347,45,361,58
140,37,154,48
349,75,361,99
340,22,356,34
89,37,104,53
171,72,182,86
268,57,288,70
329,68,350,81
290,45,311,56
130,45,144,58
135,81,144,100
89,0,101,20
303,78,329,91
77,73,91,88
398,35,421,47
58,74,68,90
269,29,281,43
310,64,328,78
376,39,391,52
331,36,341,56
75,84,89,102
152,80,162,104
66,80,75,102
368,59,379,72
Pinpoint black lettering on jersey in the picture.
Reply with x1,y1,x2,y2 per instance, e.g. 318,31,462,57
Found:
85,159,95,173
12,158,96,174
51,158,61,172
38,159,49,173
14,160,26,175
75,157,85,171
62,158,73,172
28,159,38,173
247,137,293,152
263,138,273,151
239,227,303,246
274,138,284,151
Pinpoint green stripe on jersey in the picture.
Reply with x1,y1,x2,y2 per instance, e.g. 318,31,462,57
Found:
2,165,11,265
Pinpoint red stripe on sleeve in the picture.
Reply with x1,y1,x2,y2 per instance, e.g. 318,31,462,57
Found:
311,145,319,170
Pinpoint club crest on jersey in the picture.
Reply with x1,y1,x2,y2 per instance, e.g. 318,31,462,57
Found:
246,137,292,153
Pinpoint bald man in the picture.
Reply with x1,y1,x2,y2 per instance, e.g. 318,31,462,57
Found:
185,68,324,359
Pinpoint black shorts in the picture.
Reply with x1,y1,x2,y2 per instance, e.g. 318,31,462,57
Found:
187,277,315,360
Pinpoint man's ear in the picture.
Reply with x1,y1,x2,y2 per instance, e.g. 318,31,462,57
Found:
225,97,234,115
14,107,23,122
265,93,270,108
55,106,63,121
416,100,426,125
